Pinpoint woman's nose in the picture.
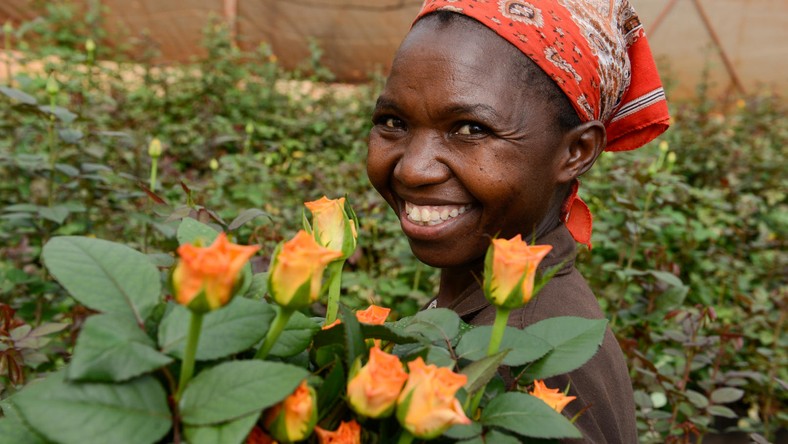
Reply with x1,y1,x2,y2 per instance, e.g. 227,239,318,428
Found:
393,131,451,188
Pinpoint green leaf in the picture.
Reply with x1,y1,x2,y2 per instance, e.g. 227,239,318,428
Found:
37,205,70,224
648,270,684,288
0,86,37,105
2,203,39,213
707,405,738,418
0,400,48,444
317,360,345,419
685,390,709,408
58,128,83,144
55,163,81,177
458,429,522,444
180,360,308,426
710,387,744,404
426,344,456,368
228,208,270,231
243,272,268,299
68,313,173,382
159,298,274,361
42,236,161,324
13,372,170,444
268,310,320,358
183,412,259,444
37,105,77,123
398,308,461,344
443,422,482,440
456,326,552,366
0,417,48,444
177,218,220,245
461,351,507,394
480,392,581,439
522,317,607,379
340,305,366,370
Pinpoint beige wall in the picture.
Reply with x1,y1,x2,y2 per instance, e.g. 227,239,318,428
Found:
2,0,786,98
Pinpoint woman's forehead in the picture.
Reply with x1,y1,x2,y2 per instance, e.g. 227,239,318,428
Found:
384,16,554,119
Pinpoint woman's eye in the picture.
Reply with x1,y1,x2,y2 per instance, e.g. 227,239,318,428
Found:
456,122,487,135
376,116,404,129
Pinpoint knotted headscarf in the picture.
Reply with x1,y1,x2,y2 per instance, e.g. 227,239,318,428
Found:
415,0,670,248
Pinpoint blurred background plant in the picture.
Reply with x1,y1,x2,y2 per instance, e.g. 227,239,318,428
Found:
0,2,785,442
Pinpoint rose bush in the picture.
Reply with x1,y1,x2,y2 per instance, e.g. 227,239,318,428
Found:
0,198,607,444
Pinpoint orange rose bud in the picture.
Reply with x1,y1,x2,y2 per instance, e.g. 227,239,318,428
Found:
529,380,577,413
314,420,362,444
483,235,552,309
263,380,317,442
347,346,408,418
172,233,260,312
267,230,343,310
355,305,390,325
304,196,358,258
396,357,471,439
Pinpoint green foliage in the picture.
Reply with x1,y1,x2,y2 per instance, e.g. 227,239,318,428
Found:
579,94,787,440
11,372,171,444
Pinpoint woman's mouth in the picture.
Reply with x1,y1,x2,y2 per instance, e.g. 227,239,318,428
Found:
403,201,473,226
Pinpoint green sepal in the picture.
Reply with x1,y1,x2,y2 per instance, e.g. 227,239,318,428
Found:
482,242,494,299
302,208,313,235
185,290,213,314
340,195,359,258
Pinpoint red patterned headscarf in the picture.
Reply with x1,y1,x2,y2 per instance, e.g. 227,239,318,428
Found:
415,0,670,247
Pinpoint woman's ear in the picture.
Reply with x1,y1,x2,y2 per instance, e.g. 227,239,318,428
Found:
557,120,606,183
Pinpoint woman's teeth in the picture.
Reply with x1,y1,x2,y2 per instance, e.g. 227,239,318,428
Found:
404,201,471,226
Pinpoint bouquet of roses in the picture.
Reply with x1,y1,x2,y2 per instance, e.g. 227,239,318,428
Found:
0,196,606,443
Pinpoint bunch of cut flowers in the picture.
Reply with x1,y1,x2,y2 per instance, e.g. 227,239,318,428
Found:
0,196,606,443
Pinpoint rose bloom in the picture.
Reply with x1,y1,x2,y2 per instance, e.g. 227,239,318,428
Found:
484,235,552,309
263,380,317,442
347,346,408,418
304,196,357,255
355,305,390,325
314,420,361,444
529,379,577,413
268,230,343,309
396,357,470,439
173,233,259,312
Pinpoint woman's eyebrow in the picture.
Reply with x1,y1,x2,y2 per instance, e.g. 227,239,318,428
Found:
373,97,402,113
443,103,502,121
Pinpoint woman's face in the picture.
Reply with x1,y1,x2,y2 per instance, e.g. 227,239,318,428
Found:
367,17,571,270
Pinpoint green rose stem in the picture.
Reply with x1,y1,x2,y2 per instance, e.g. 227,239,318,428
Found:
144,139,162,252
175,311,204,402
324,260,345,325
467,306,511,415
4,21,13,87
487,307,511,356
46,75,59,207
396,430,415,444
255,307,294,360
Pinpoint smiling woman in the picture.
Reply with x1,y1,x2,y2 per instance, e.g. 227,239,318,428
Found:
367,1,671,442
